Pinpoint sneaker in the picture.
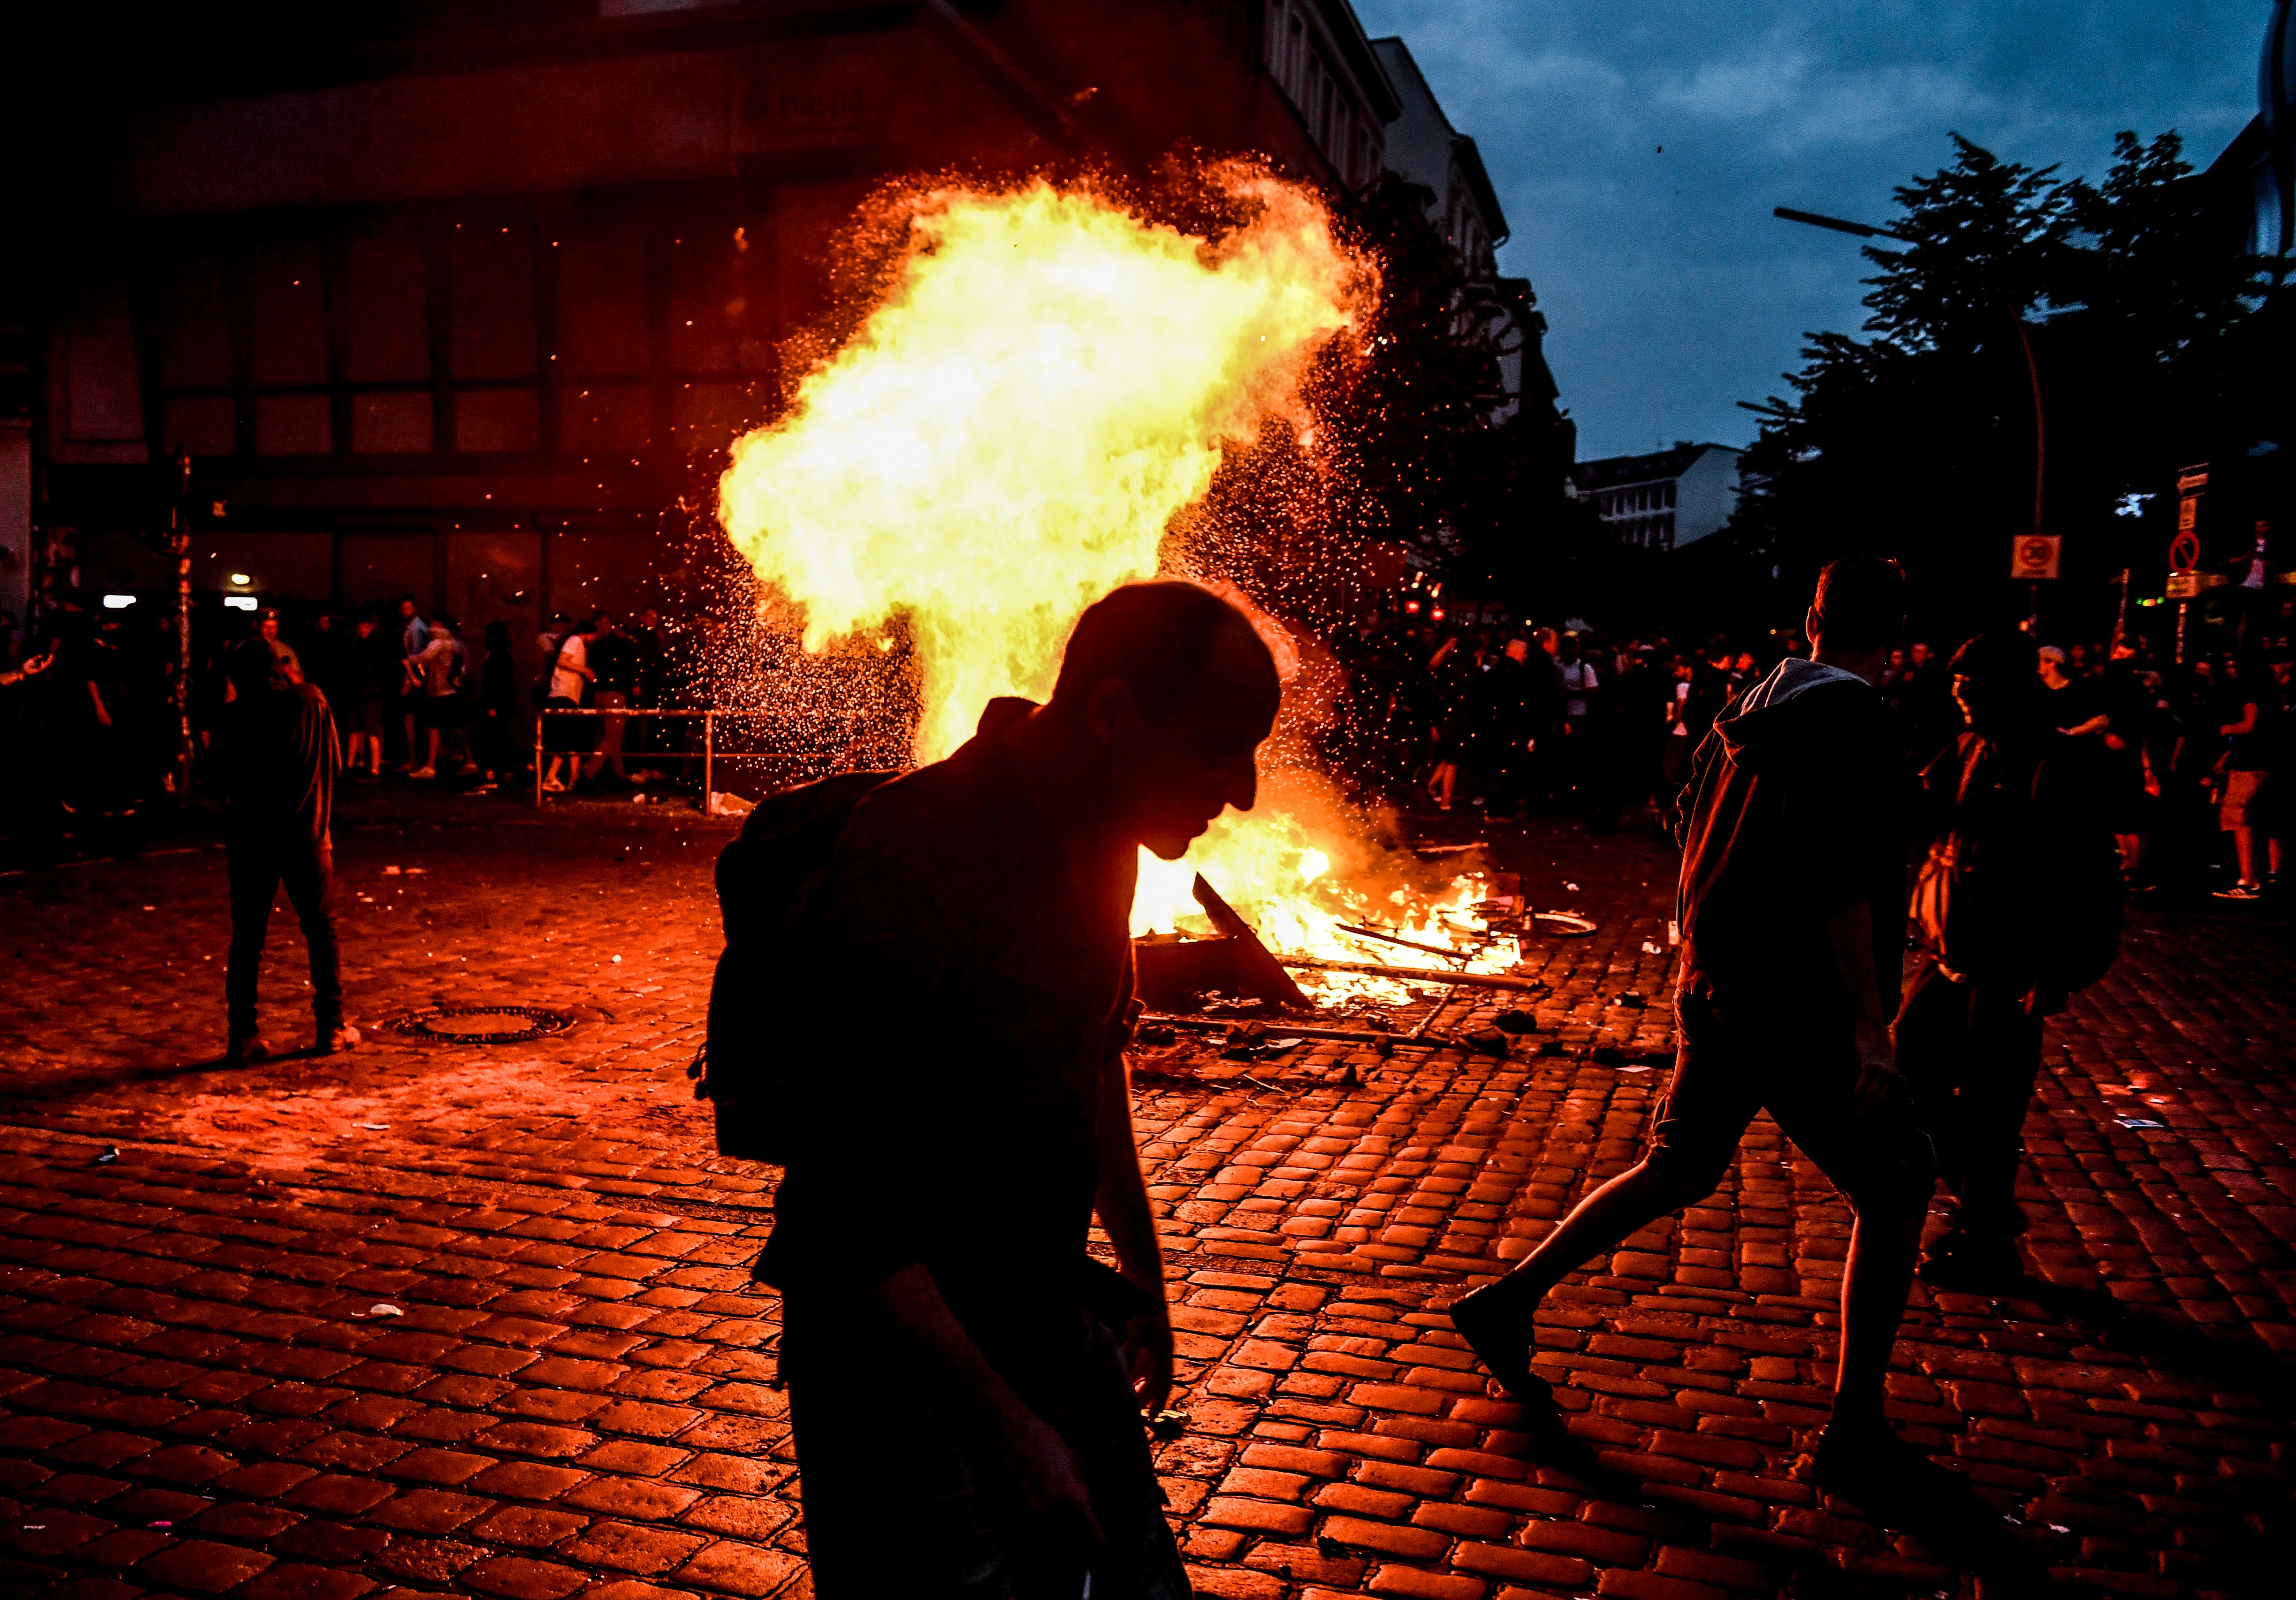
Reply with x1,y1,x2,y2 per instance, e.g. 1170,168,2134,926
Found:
541,776,567,793
2214,882,2263,900
317,1024,361,1055
1807,1417,1969,1509
470,781,499,794
225,1035,273,1068
407,766,436,781
1447,1287,1555,1409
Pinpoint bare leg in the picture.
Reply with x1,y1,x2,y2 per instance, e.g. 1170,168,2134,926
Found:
1451,1159,1706,1404
1431,762,1457,810
1828,1204,1924,1425
2234,825,2260,886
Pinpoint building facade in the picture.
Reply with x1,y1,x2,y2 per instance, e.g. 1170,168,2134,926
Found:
1368,35,1560,432
12,0,1401,671
1569,442,1743,551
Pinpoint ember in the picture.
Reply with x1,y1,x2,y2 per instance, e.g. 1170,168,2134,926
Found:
717,168,1506,1002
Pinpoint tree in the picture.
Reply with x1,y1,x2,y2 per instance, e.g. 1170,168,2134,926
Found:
1727,130,2281,647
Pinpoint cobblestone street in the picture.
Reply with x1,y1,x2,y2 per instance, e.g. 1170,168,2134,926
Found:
0,796,2290,1600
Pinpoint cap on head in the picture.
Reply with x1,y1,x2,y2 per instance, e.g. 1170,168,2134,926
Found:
1051,580,1278,724
2037,644,2067,666
1809,556,1905,652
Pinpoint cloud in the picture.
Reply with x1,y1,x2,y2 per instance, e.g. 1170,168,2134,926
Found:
1658,52,1989,152
1352,0,2266,456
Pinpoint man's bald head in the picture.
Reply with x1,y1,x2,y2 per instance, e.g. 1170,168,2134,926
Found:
1045,581,1283,859
1051,581,1279,727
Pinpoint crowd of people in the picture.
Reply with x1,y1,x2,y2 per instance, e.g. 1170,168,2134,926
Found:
6,579,2291,899
1323,605,2295,899
0,592,708,835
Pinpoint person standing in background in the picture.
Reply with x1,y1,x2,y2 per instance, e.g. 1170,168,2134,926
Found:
1898,633,2121,1287
403,614,470,781
218,636,355,1064
1553,632,1599,804
346,614,393,780
582,614,637,791
395,595,428,771
540,618,597,795
474,620,522,795
2214,654,2279,899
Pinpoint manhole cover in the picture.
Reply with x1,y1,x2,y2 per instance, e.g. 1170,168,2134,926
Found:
392,1006,573,1045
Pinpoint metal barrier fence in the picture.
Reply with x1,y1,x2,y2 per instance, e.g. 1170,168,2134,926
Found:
528,705,847,810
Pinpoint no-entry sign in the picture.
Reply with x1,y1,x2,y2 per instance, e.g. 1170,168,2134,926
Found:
2010,534,2062,581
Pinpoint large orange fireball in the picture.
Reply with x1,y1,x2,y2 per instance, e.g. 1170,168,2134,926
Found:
718,172,1358,763
718,170,1503,995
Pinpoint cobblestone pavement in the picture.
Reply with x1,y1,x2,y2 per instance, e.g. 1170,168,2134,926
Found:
0,794,2290,1600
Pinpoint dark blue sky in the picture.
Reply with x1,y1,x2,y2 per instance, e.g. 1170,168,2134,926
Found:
1354,1,2269,459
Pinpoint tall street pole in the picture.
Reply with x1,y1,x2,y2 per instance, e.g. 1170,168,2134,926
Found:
172,451,192,798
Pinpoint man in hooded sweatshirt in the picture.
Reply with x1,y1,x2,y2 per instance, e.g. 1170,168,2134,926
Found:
218,635,358,1065
1451,556,1950,1507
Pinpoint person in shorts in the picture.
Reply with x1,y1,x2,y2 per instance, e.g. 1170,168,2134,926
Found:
2214,653,2279,899
403,614,470,780
1450,557,1949,1512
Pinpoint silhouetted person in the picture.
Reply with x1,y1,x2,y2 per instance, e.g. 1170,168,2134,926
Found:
1898,634,2121,1287
219,637,355,1064
760,581,1278,1598
1451,557,1949,1508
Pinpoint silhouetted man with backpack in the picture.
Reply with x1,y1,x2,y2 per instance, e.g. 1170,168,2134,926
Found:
1449,557,1952,1510
714,582,1278,1598
1899,633,2122,1287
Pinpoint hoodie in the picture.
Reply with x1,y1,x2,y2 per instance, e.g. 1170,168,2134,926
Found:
1674,657,1908,1000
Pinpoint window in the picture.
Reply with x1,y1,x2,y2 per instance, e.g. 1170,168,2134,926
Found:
248,242,329,387
144,198,773,463
346,234,430,383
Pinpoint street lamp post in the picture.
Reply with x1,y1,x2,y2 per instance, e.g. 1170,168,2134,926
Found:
1773,206,2048,603
170,451,193,798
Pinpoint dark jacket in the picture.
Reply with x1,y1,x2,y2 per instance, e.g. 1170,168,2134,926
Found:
755,698,1135,1396
1676,658,1907,999
1909,724,2120,1009
219,647,340,852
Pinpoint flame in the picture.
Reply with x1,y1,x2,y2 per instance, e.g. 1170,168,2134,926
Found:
718,171,1501,1003
719,174,1356,762
1130,767,1515,1000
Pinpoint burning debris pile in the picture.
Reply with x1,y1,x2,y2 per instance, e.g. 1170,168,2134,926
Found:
716,165,1554,1022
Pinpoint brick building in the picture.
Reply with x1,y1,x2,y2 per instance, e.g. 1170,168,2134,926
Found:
11,0,1402,670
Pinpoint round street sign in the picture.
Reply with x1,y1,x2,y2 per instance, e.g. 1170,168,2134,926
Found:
2010,534,2062,580
2169,530,2201,573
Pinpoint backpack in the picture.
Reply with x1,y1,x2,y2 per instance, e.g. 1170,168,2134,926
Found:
690,769,900,1160
1910,738,2123,997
